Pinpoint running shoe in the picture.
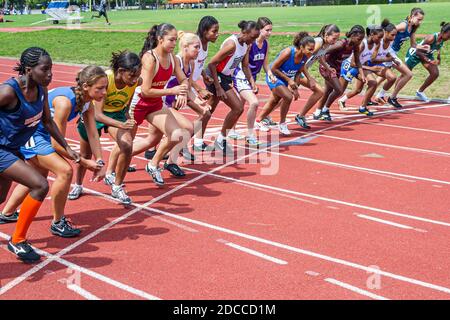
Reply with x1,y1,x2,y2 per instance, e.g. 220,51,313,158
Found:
145,164,164,186
228,130,245,140
112,184,132,205
180,148,195,162
164,162,186,177
387,97,403,109
320,110,332,121
255,121,270,132
338,100,348,111
359,107,374,116
262,117,278,126
246,136,262,146
295,114,311,129
214,139,234,157
104,172,116,186
193,142,214,152
68,185,83,200
0,211,19,224
416,91,430,103
8,239,41,263
278,123,291,135
50,216,81,238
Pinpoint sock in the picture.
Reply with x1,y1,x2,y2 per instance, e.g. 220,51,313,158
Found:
12,194,43,244
314,109,322,116
216,133,225,144
147,163,157,170
322,106,329,112
339,95,348,103
194,138,203,147
377,89,386,98
359,106,366,111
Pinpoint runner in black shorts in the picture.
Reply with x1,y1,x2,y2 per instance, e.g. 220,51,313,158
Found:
91,0,110,25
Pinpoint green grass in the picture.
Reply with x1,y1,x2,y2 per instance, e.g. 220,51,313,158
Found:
0,3,449,98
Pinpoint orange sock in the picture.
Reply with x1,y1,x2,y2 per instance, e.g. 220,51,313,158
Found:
12,194,43,244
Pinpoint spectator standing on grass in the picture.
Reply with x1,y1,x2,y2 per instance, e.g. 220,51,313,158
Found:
91,0,110,25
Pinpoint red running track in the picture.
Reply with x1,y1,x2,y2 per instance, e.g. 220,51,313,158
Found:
1,58,450,300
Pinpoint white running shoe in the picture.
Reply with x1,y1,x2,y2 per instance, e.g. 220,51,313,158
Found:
111,184,132,205
255,121,270,132
278,122,291,135
68,185,83,200
416,91,430,102
104,172,116,186
228,130,245,140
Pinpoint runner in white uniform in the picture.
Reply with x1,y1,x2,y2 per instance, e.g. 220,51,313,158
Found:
206,20,260,155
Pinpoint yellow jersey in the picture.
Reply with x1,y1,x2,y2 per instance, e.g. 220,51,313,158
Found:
102,69,138,113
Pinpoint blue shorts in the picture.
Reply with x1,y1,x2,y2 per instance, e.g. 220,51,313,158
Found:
340,59,359,82
20,132,55,160
0,148,22,173
266,74,287,90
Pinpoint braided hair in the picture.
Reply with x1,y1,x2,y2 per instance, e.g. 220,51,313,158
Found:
13,47,50,75
74,65,106,112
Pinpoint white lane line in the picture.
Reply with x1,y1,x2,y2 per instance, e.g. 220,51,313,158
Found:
412,112,450,119
324,278,390,300
0,232,161,300
318,134,450,157
359,121,450,135
150,215,199,233
218,239,288,265
356,214,416,230
182,166,450,227
67,284,101,300
71,186,450,296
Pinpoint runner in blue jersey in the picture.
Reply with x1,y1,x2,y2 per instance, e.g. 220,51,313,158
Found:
382,7,427,108
2,66,108,240
0,47,79,263
255,32,319,135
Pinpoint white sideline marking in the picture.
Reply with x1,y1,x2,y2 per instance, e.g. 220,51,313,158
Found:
324,278,390,300
67,284,101,300
219,240,288,265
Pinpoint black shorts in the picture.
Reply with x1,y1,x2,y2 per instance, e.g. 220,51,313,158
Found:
205,69,233,95
99,10,107,18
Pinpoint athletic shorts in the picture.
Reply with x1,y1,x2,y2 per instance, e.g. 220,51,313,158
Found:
20,132,55,160
77,109,127,141
340,59,359,82
0,147,23,173
266,73,288,90
205,70,233,95
233,76,252,93
319,64,339,80
130,101,163,126
405,54,433,70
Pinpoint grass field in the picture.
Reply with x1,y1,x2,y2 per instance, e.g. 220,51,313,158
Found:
1,3,449,98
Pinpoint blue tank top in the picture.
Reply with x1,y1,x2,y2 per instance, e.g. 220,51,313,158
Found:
392,20,412,52
271,46,308,80
0,78,45,150
34,86,78,136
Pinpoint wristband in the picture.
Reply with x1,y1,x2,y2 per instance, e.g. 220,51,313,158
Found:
96,159,105,167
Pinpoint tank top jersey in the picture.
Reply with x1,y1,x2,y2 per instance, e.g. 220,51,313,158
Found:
135,50,174,110
392,19,412,52
306,37,328,68
163,55,192,107
421,32,444,55
103,69,138,113
35,87,90,136
234,39,268,80
325,38,354,71
358,38,377,65
192,42,208,82
216,35,248,76
0,78,45,150
271,46,308,80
